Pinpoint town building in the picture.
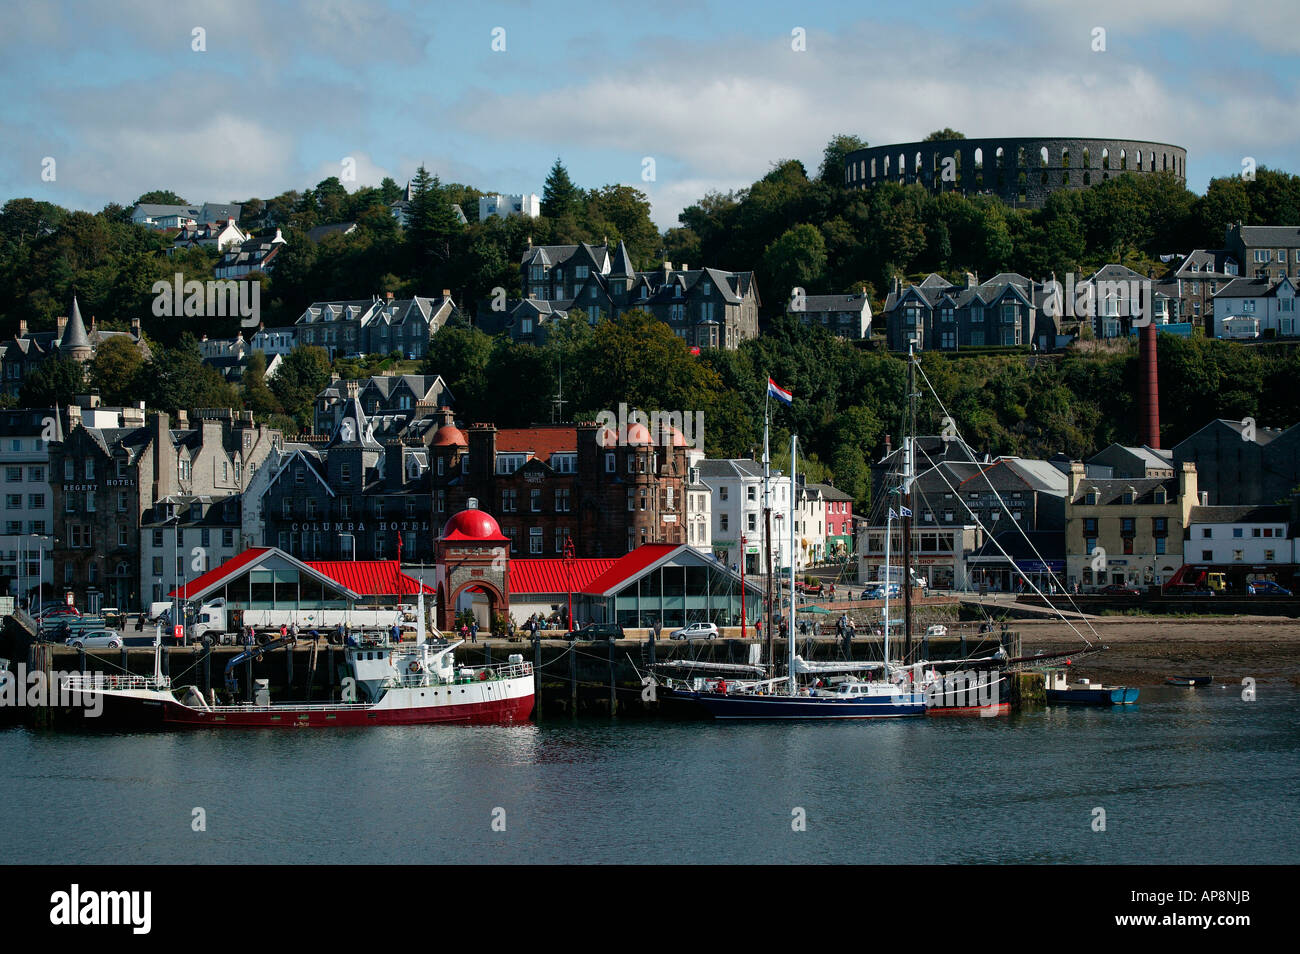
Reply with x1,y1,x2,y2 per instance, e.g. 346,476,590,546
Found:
1172,419,1300,506
0,409,61,606
1211,275,1297,339
140,495,244,606
215,229,287,279
1162,249,1240,329
294,293,456,360
48,409,281,612
312,373,453,440
479,193,540,220
260,388,434,564
789,293,872,340
882,272,1047,352
1064,460,1199,590
811,483,855,560
509,241,761,350
1183,505,1294,586
132,202,242,230
696,458,794,575
1225,224,1300,284
169,218,248,254
1,298,149,397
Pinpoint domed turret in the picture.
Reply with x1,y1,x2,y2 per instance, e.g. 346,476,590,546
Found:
431,424,468,447
440,506,507,541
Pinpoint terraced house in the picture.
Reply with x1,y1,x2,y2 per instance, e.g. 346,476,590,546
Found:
883,272,1047,352
295,292,456,360
508,240,760,349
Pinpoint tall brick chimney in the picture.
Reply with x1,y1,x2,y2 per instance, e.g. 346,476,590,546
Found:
1139,322,1160,448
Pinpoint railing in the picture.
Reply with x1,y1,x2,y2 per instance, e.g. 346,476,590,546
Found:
380,661,532,690
61,673,172,692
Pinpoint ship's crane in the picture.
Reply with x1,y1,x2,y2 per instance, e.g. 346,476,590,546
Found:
224,636,296,694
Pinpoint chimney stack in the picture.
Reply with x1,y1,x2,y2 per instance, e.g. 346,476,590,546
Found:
18,318,27,337
1139,322,1160,448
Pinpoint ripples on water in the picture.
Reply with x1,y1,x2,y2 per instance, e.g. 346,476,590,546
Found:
1,686,1296,864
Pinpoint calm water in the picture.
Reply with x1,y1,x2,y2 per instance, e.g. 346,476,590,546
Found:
2,684,1297,865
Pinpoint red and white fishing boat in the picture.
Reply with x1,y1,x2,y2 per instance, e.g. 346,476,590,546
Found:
62,637,534,728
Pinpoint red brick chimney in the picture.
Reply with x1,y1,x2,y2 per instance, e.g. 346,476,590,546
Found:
1139,323,1160,448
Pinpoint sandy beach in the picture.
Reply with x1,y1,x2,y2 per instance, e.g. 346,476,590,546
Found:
1016,616,1300,687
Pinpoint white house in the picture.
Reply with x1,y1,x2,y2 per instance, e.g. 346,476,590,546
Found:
133,202,242,230
170,218,248,254
1185,505,1294,568
696,458,802,574
479,193,541,221
1212,276,1298,339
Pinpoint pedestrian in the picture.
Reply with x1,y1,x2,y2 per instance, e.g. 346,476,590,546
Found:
755,618,762,638
471,620,478,644
508,618,516,639
391,622,401,644
653,618,661,642
289,621,299,641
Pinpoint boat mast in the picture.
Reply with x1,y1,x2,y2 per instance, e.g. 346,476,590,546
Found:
883,507,891,670
762,379,774,672
788,433,797,685
902,344,916,661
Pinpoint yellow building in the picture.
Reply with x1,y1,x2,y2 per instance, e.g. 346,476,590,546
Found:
1065,461,1199,590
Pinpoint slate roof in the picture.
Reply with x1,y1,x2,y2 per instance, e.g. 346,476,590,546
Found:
1215,276,1295,298
696,458,765,479
60,296,91,352
1071,476,1179,505
1187,505,1290,525
1234,226,1300,247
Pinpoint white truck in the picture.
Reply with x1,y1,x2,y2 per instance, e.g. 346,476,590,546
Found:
185,598,415,645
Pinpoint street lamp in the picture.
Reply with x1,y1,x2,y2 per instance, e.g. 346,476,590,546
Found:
739,534,747,638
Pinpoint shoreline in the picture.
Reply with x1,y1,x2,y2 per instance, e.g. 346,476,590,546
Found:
1015,616,1300,688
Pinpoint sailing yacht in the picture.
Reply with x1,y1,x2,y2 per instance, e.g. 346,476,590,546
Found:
659,427,927,719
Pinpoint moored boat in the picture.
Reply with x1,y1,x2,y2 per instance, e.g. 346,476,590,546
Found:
1044,670,1138,705
62,637,534,728
1165,675,1211,687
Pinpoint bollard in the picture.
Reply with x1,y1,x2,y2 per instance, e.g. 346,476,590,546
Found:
568,639,577,715
608,637,617,716
532,633,541,721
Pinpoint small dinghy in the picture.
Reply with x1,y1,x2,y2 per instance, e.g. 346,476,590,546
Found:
1165,675,1212,687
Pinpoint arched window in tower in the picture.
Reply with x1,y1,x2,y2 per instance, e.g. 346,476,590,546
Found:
995,146,1004,168
1102,147,1110,170
1136,150,1142,170
884,154,890,177
1120,148,1127,170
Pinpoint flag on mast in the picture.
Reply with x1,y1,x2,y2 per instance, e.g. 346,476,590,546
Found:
767,377,793,406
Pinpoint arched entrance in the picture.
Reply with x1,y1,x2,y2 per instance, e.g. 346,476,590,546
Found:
442,579,507,633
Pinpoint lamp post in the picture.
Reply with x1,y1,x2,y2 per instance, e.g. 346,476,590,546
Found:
563,535,575,631
739,534,747,638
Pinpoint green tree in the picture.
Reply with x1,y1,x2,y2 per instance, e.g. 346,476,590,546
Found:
764,224,828,305
19,357,87,407
269,345,332,429
541,158,582,220
134,190,187,206
923,129,966,142
89,336,144,405
818,133,869,186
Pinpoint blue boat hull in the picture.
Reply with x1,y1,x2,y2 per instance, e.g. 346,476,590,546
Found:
666,687,927,719
1046,686,1139,705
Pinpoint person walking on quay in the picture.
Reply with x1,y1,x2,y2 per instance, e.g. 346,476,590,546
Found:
289,621,299,642
755,618,762,639
279,623,288,641
652,618,661,643
471,620,479,644
507,618,516,640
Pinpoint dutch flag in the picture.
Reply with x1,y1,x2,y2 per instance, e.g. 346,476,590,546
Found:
768,377,793,406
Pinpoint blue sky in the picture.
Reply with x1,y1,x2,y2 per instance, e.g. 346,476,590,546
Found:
2,0,1297,230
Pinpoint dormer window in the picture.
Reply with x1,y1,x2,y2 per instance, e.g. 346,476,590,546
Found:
1153,488,1167,504
1123,488,1135,505
1084,489,1098,506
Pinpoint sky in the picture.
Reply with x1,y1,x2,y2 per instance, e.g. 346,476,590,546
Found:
1,0,1297,230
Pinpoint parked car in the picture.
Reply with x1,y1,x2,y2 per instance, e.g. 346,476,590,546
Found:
1164,583,1215,596
566,623,625,642
65,629,124,650
1097,583,1142,596
670,622,719,640
35,605,80,621
1247,580,1292,596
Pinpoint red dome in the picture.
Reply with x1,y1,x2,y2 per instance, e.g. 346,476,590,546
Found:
599,421,653,447
441,508,505,541
432,425,468,447
662,425,688,447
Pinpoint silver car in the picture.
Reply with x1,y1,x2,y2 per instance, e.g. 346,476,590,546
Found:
669,622,719,640
65,629,124,650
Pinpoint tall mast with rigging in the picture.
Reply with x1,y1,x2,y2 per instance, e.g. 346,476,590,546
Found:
788,433,798,684
902,344,916,661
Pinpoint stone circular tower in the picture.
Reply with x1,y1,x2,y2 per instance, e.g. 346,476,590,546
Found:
843,136,1187,208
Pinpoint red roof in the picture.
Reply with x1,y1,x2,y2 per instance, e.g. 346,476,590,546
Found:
170,547,270,599
496,426,576,461
170,548,431,601
306,560,434,596
509,557,617,595
580,544,681,596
